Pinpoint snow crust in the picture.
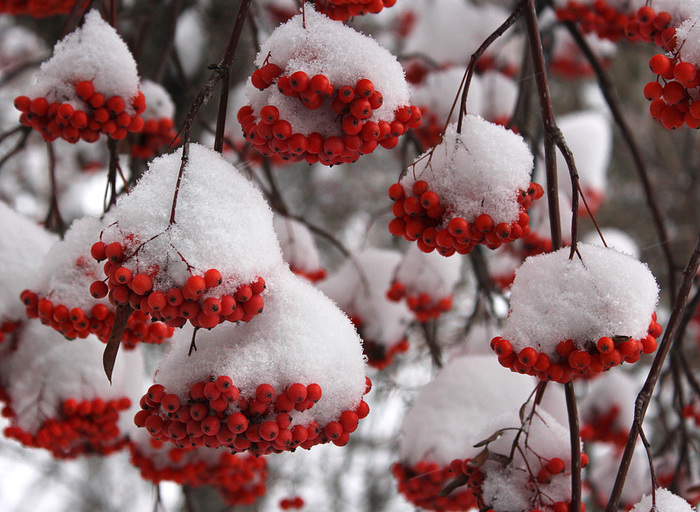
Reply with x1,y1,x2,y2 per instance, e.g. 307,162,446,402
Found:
502,244,659,353
631,488,694,512
101,144,283,292
318,249,411,348
0,202,58,322
27,10,140,112
674,8,700,66
401,118,533,225
154,268,367,427
247,7,410,136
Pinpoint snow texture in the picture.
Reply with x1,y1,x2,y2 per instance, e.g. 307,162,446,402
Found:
631,488,694,512
273,215,322,275
502,244,659,354
674,8,700,66
401,118,533,225
0,202,58,322
395,243,462,299
7,320,143,432
100,143,283,292
27,10,140,113
140,79,175,120
318,249,412,348
154,267,367,428
31,214,111,310
583,228,640,259
247,6,410,136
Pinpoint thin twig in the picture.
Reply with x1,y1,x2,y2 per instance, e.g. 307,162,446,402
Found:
44,142,66,235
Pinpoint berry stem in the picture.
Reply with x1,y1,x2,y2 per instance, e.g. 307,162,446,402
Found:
605,234,700,512
44,142,66,235
557,12,677,298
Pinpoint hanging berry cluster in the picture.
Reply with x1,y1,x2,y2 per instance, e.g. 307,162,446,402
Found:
13,11,145,144
129,431,268,506
131,80,178,159
389,118,539,256
644,10,700,129
314,0,396,22
239,7,419,166
492,245,661,383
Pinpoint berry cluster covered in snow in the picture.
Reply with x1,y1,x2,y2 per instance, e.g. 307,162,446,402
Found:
131,79,178,159
238,8,420,166
14,11,145,143
492,244,661,381
389,118,541,256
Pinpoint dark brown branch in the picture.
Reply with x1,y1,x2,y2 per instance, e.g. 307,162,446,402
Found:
44,142,65,235
103,304,133,383
605,234,700,512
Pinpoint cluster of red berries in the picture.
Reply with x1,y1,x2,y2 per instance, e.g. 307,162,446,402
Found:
290,266,327,283
580,404,627,447
135,376,371,455
131,117,178,159
349,315,409,370
4,396,131,458
279,496,305,510
314,0,395,22
0,0,77,17
386,282,452,322
491,314,662,382
392,459,478,512
556,3,677,49
15,80,145,143
89,240,266,329
388,180,543,256
682,402,700,428
130,440,267,506
240,68,421,166
644,53,700,129
0,320,20,345
20,289,172,347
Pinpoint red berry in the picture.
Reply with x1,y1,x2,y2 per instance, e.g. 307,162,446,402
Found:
204,268,222,288
649,54,671,76
131,273,153,295
289,71,309,92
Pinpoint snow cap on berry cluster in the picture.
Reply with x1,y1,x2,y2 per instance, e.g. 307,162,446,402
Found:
273,215,323,278
0,202,57,323
502,244,659,353
631,489,694,512
401,118,533,225
248,6,410,135
399,354,536,466
27,10,140,112
7,320,142,433
140,79,175,120
154,268,366,427
319,249,412,349
673,8,700,66
395,244,462,300
100,143,283,291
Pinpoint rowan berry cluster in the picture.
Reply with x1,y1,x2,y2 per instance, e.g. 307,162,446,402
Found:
131,117,178,159
135,376,371,455
391,459,478,511
386,282,452,322
89,239,266,329
0,0,77,17
0,320,19,344
130,440,267,506
644,53,700,129
14,80,146,143
3,396,131,458
681,401,700,428
20,289,172,347
239,72,420,166
351,315,409,370
290,266,326,283
388,180,543,256
580,404,628,447
491,314,662,382
314,0,396,22
556,3,677,48
279,496,305,509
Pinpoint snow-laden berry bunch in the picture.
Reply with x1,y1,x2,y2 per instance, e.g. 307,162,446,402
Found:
2,321,142,458
128,428,267,506
388,117,541,256
90,144,283,330
386,244,462,322
21,216,173,347
394,354,585,512
14,11,145,144
131,79,178,159
319,249,412,370
238,7,420,166
273,215,326,282
579,370,636,447
491,244,661,382
135,269,370,456
645,9,700,129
